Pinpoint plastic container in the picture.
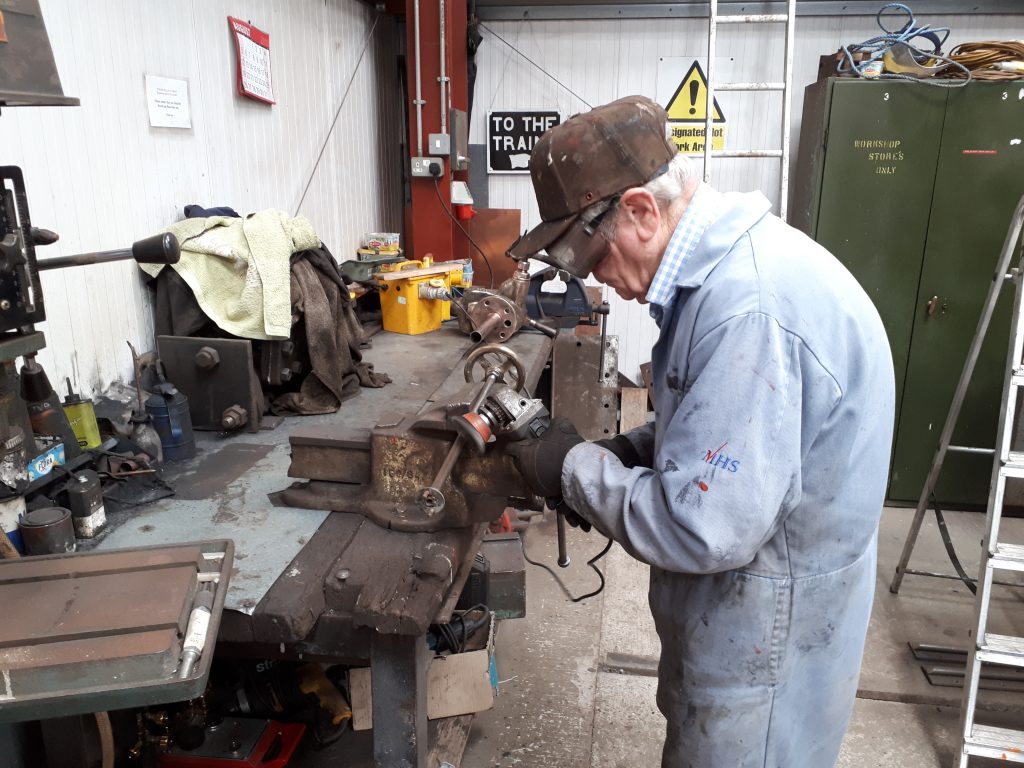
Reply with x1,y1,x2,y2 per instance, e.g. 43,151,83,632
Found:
62,378,102,450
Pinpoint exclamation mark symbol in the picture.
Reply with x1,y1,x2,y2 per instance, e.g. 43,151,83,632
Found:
689,80,699,115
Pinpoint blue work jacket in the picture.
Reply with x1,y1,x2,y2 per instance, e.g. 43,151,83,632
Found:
562,192,895,768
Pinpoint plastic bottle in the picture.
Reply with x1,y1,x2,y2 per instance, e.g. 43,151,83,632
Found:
62,378,102,450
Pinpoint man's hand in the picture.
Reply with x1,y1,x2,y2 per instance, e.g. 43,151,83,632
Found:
550,497,592,532
506,418,584,498
594,434,646,468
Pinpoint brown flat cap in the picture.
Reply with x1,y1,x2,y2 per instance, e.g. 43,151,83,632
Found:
509,95,677,261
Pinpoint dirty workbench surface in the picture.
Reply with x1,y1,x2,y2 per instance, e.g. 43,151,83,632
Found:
84,324,516,616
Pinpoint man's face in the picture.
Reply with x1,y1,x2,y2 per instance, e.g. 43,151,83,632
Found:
593,241,651,302
588,187,671,302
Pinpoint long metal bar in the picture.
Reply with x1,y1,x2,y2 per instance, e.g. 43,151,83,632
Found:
439,0,448,134
712,149,784,158
37,248,134,270
413,0,425,156
948,445,997,455
477,1,1024,21
779,0,796,220
890,196,1024,595
702,0,716,183
902,568,1024,589
716,13,786,21
715,82,785,91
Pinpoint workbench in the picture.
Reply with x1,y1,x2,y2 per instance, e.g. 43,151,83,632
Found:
82,325,551,768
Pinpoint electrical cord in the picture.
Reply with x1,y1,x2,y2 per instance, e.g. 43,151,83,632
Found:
521,523,613,603
932,495,977,595
838,3,971,87
945,41,1024,80
431,175,495,288
431,604,491,653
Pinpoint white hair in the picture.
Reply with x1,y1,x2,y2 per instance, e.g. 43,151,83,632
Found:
596,153,698,238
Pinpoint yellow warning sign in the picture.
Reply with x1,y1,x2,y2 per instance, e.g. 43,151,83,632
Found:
664,61,726,155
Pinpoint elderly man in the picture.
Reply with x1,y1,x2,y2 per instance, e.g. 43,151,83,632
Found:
505,96,895,767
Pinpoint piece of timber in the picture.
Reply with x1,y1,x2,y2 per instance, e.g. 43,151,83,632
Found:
247,513,365,644
325,521,485,635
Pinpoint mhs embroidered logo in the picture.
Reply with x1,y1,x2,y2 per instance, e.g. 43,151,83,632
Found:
704,443,740,473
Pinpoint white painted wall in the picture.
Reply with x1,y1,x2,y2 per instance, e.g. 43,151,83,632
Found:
1,0,402,396
473,13,1024,382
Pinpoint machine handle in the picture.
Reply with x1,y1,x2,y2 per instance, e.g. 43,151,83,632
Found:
132,232,181,265
37,232,181,271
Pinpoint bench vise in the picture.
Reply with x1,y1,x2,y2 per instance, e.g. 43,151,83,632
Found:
278,344,546,532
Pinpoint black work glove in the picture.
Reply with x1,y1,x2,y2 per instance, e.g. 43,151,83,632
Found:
594,434,644,469
550,496,591,532
506,418,584,499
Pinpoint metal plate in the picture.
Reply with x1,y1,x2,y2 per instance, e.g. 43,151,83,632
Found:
157,336,260,432
0,540,232,722
551,332,619,440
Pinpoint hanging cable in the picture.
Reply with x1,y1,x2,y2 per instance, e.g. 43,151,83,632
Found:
432,176,495,288
837,3,971,87
295,15,381,215
932,495,978,595
479,22,592,108
521,524,613,603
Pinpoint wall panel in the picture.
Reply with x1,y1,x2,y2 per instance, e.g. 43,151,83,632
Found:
1,0,403,395
473,13,1021,381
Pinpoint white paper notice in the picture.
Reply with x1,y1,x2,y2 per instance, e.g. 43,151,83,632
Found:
146,75,191,129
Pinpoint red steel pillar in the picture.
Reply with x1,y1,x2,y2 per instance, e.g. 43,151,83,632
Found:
404,0,470,262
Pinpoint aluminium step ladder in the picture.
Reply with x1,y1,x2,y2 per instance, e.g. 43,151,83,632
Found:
703,0,796,219
885,196,1024,766
955,198,1024,767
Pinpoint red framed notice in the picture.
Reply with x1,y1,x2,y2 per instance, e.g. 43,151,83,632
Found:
228,16,274,105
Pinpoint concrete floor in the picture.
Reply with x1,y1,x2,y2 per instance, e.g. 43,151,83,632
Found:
459,507,1024,767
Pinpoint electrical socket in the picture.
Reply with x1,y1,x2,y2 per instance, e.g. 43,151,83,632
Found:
411,157,442,177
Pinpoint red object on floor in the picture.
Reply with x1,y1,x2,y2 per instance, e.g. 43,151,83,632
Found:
489,510,513,534
159,721,306,768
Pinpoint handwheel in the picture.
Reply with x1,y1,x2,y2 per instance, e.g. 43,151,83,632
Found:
463,343,527,393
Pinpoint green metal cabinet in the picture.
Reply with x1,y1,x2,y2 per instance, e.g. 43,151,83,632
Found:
793,79,1024,506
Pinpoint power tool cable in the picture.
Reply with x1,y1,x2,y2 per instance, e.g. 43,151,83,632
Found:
521,522,613,603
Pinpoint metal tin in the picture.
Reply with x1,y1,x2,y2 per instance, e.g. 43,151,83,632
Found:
19,506,75,555
145,383,196,463
67,470,105,538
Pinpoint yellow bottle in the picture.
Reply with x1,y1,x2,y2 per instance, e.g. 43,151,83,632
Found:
62,378,102,450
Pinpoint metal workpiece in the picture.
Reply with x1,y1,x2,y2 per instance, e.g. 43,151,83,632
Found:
0,540,233,722
457,259,556,342
552,332,620,441
280,386,530,531
280,337,552,532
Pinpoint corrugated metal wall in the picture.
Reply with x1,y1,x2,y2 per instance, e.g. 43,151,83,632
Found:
473,13,1021,382
0,0,402,396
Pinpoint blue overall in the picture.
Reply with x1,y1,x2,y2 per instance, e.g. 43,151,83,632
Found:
561,192,895,767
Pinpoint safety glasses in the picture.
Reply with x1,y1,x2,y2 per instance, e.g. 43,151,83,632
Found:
542,195,621,279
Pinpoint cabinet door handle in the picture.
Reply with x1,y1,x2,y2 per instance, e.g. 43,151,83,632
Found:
927,296,940,316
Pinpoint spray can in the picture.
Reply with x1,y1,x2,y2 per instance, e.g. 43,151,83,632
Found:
62,378,102,450
67,469,105,538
